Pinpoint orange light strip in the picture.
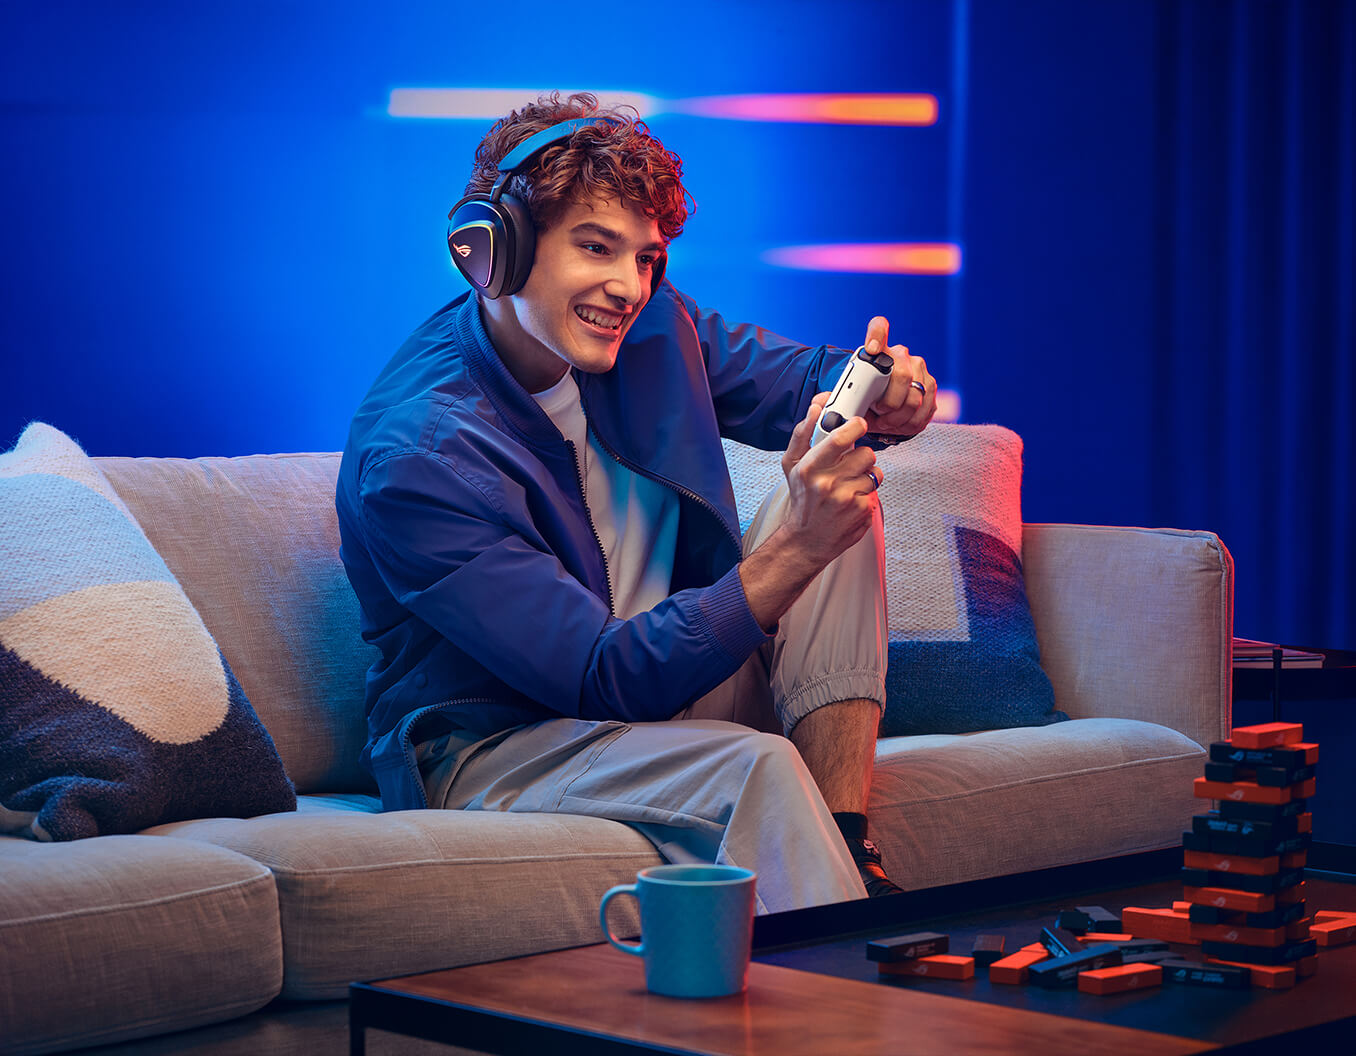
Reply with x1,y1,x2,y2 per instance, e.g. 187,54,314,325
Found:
763,243,962,275
386,90,937,127
671,93,938,126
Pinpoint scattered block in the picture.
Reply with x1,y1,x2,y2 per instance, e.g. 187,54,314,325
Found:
1122,906,1197,945
1159,958,1250,989
878,954,975,980
866,931,948,963
1078,962,1162,995
1082,933,1136,944
1312,918,1356,948
1077,906,1122,932
971,934,1006,968
989,949,1049,985
1313,910,1356,923
1028,944,1125,989
1205,957,1297,990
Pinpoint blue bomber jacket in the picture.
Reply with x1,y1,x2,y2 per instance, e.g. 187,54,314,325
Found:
336,282,851,809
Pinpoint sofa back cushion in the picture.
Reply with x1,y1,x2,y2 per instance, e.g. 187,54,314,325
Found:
97,452,376,794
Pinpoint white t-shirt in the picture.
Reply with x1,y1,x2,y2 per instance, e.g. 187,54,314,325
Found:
533,372,679,620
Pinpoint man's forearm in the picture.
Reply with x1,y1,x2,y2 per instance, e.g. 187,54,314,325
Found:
738,524,827,633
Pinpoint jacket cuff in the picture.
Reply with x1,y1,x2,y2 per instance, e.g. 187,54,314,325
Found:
697,565,773,663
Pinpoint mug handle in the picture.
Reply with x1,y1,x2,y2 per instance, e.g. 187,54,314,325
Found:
599,884,644,956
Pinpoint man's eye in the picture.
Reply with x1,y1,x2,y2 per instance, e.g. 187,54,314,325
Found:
582,243,607,255
638,254,656,268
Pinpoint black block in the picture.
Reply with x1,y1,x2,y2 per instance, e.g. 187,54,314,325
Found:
866,931,949,963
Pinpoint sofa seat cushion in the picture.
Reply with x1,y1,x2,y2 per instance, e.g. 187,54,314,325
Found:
0,834,281,1056
868,717,1205,891
147,804,664,999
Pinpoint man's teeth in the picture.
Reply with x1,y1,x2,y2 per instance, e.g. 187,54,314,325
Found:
575,306,621,330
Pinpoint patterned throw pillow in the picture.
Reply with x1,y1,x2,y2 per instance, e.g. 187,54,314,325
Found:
0,423,295,840
723,424,1064,736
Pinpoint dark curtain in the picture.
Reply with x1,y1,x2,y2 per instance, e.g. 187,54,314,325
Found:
1152,0,1355,648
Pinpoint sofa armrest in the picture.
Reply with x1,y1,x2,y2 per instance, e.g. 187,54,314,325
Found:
1022,524,1233,750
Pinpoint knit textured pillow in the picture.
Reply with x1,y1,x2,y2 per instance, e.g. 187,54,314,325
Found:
0,423,295,841
722,424,1064,736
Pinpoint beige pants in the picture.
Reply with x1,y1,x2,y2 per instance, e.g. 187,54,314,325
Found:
420,480,888,914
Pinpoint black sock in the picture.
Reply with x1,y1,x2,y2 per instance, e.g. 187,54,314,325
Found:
832,811,868,841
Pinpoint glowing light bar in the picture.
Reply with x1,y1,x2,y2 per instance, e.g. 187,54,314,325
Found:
763,243,962,276
386,90,936,127
388,88,661,119
670,93,938,126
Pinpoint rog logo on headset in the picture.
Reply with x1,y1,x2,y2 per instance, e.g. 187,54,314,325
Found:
452,243,473,258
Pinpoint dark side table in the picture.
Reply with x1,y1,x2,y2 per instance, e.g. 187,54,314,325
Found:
1232,643,1356,868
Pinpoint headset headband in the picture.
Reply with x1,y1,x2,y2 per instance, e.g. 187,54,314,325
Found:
490,117,620,201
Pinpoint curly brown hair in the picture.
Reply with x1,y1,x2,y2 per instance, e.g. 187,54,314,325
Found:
464,91,693,243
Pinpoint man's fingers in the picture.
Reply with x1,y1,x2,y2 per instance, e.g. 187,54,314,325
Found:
863,315,890,356
783,393,830,474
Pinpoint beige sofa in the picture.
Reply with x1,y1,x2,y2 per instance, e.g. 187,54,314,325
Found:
0,434,1233,1055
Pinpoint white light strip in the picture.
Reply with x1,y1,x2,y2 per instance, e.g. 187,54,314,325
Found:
388,88,662,120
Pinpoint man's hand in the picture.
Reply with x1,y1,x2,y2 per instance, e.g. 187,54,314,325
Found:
780,396,882,566
859,315,936,439
739,397,882,632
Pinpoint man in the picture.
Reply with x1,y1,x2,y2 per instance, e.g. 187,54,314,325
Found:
337,92,937,913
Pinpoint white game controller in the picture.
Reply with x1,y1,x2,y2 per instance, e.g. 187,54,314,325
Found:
810,345,895,446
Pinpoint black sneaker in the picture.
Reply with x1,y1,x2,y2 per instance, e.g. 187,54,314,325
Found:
845,836,905,897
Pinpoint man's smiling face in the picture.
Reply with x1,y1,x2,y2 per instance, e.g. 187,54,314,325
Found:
483,197,666,393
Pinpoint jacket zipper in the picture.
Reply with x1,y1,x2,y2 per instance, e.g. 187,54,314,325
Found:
565,438,615,615
587,425,742,555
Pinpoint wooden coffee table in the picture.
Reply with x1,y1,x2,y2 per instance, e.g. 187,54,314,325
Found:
350,942,1211,1055
349,859,1356,1055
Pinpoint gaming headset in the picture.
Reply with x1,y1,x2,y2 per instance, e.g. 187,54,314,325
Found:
446,117,666,299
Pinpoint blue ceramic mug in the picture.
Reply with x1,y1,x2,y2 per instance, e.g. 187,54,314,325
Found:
599,864,757,998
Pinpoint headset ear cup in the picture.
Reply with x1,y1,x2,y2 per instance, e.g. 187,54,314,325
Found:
495,193,536,297
447,196,512,297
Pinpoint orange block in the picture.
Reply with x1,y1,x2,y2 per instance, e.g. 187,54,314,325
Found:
990,949,1049,985
1296,814,1312,835
1286,919,1311,941
1205,957,1296,990
1121,907,1197,945
1293,777,1317,799
1297,955,1319,979
878,954,975,979
1183,850,1279,876
1083,933,1136,943
1183,886,1275,914
1282,847,1308,866
1188,922,1284,946
1172,901,1193,913
1020,942,1048,954
1194,777,1291,805
1312,919,1356,947
1313,910,1356,923
1230,723,1303,749
1078,963,1162,995
1290,743,1320,765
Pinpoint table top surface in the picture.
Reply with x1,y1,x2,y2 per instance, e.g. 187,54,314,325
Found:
360,942,1211,1056
355,870,1356,1056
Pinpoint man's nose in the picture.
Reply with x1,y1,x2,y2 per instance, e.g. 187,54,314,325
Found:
605,256,644,305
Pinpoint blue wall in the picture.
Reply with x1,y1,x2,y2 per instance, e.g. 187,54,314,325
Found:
3,1,1352,649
